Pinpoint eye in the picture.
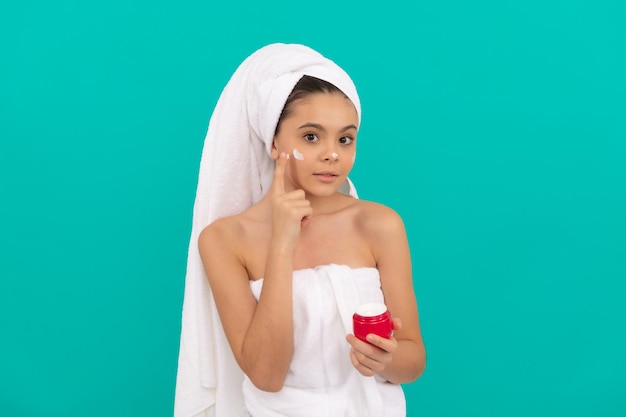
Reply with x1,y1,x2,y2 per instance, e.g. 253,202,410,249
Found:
303,133,319,142
339,136,354,145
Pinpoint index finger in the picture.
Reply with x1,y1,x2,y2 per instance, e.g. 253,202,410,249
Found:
272,152,288,195
364,333,398,353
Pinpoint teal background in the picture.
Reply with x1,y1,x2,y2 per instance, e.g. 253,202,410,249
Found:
1,0,624,415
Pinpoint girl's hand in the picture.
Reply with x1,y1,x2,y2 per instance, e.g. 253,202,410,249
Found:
346,317,402,377
270,152,312,251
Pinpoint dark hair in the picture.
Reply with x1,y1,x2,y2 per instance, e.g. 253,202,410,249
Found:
274,75,348,135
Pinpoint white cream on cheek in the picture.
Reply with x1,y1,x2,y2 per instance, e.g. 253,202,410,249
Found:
292,148,304,160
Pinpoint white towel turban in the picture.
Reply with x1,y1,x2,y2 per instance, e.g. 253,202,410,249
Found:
174,43,361,417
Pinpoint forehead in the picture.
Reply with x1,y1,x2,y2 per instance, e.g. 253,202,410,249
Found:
285,92,359,126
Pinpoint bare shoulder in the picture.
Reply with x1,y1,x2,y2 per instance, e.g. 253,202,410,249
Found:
352,199,407,238
198,214,244,248
197,214,247,275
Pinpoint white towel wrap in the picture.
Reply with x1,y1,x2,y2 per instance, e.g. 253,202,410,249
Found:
244,265,405,417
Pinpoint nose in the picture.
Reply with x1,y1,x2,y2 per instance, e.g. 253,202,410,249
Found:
322,143,340,162
324,151,339,162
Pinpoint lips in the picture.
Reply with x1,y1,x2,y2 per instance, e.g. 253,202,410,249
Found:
314,171,338,177
313,171,339,183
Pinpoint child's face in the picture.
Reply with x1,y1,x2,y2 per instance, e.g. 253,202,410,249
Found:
273,92,359,196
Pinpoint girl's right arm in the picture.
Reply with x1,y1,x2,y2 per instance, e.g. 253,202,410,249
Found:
198,153,311,392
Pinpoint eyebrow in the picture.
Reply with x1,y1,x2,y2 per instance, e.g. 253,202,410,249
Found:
297,122,358,133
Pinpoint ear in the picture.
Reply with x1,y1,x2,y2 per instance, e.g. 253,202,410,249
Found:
270,138,279,160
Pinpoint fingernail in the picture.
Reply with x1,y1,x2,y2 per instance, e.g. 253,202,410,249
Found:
367,334,375,342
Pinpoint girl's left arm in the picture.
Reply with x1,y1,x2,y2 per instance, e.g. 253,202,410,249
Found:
347,204,426,383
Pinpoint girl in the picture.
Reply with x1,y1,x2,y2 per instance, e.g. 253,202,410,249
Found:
175,43,426,417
